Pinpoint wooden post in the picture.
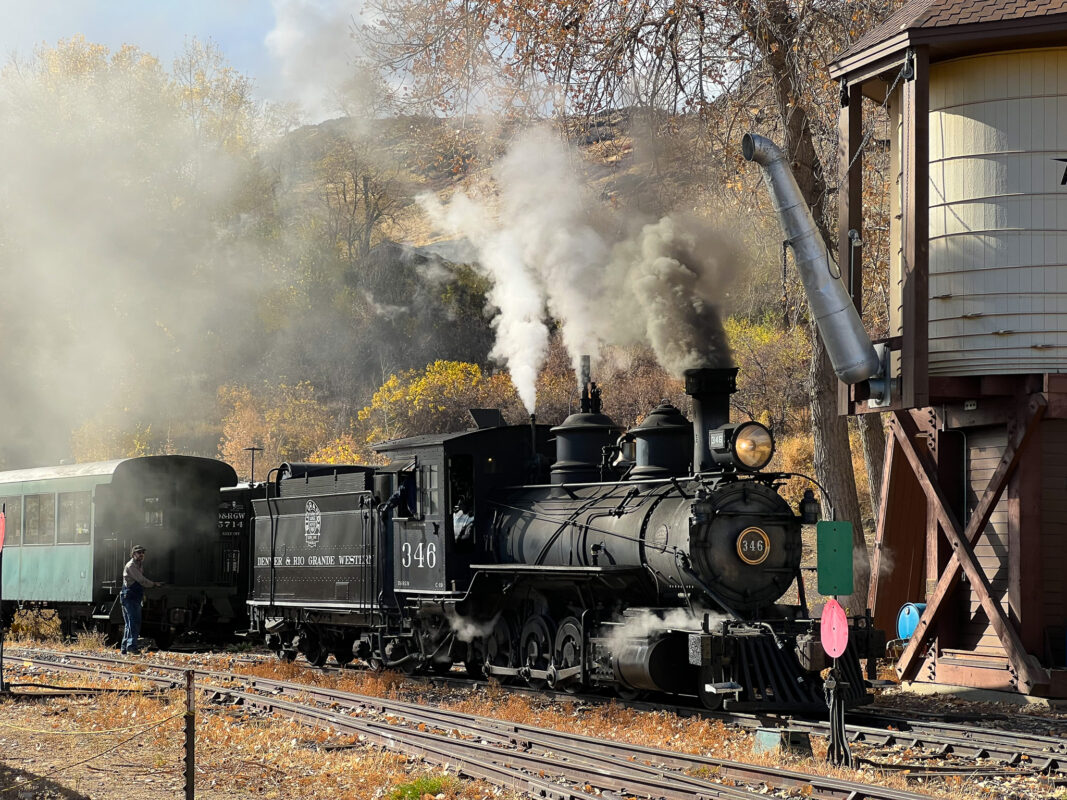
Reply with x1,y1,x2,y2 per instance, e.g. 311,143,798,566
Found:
901,46,929,410
838,79,863,416
185,670,195,800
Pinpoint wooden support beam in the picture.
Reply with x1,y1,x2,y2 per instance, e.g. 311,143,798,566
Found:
838,81,863,417
892,397,1048,692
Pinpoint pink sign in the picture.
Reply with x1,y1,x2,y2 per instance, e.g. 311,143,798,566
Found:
0,512,5,552
820,597,849,658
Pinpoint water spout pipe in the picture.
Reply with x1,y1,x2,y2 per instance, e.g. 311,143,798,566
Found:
742,133,881,385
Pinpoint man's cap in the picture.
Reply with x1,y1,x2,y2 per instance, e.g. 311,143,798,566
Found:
131,545,146,555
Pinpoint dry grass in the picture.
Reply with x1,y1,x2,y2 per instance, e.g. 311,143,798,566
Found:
218,661,1038,800
8,608,63,643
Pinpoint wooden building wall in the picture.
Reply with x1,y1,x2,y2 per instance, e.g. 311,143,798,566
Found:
1040,419,1067,666
962,426,1011,655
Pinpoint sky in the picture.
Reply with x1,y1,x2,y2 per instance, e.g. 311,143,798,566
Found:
0,0,365,121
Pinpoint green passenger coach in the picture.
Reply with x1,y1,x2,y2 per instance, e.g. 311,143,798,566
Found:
0,455,242,646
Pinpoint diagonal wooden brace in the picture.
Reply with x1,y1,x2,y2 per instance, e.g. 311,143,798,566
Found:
893,396,1048,691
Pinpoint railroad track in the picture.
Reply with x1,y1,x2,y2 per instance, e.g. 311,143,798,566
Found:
110,645,1067,774
7,648,957,800
398,668,1067,775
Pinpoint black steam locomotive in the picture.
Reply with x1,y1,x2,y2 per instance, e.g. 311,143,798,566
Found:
247,366,881,711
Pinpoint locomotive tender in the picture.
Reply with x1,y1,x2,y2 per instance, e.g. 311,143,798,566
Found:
248,367,881,711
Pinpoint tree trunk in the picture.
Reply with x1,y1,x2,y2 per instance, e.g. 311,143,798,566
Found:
858,412,886,526
809,324,869,614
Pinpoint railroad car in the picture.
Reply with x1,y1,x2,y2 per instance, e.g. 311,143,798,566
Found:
247,370,883,712
0,455,247,646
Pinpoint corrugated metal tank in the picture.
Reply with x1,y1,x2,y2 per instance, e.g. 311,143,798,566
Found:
890,47,1067,375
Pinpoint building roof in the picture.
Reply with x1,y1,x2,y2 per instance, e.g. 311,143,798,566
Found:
832,0,1067,79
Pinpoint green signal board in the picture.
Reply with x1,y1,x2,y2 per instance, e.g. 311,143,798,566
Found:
817,520,854,597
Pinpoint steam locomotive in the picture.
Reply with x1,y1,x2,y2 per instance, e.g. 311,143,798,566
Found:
246,365,882,712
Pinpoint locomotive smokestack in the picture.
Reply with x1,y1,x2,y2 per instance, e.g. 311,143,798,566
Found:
742,133,881,385
685,367,738,473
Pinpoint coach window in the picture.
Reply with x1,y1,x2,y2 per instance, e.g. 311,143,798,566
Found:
58,491,91,544
24,493,56,545
144,496,163,527
0,497,21,546
222,548,240,582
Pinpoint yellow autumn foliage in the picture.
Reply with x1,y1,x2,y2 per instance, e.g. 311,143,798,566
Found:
356,360,521,446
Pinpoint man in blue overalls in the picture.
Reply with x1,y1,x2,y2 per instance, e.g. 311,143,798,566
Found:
120,545,162,655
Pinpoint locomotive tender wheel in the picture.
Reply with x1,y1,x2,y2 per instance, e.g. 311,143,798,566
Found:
277,649,297,663
519,615,554,688
552,616,585,692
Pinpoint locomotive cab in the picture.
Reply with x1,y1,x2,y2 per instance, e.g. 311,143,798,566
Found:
373,418,554,595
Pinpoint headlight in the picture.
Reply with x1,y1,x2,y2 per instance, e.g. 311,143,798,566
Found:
709,421,776,472
733,422,775,470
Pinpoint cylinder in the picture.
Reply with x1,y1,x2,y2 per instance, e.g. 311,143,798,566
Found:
613,635,692,693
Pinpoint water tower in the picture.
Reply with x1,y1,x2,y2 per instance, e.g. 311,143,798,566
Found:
830,1,1067,697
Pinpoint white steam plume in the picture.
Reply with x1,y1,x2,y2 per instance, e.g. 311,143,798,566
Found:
603,608,724,655
266,0,370,122
420,127,736,411
421,191,550,413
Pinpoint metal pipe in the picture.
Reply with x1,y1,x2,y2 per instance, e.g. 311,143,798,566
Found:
742,133,881,385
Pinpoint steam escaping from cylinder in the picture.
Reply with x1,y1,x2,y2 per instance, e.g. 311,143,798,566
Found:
419,127,736,410
604,608,707,648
